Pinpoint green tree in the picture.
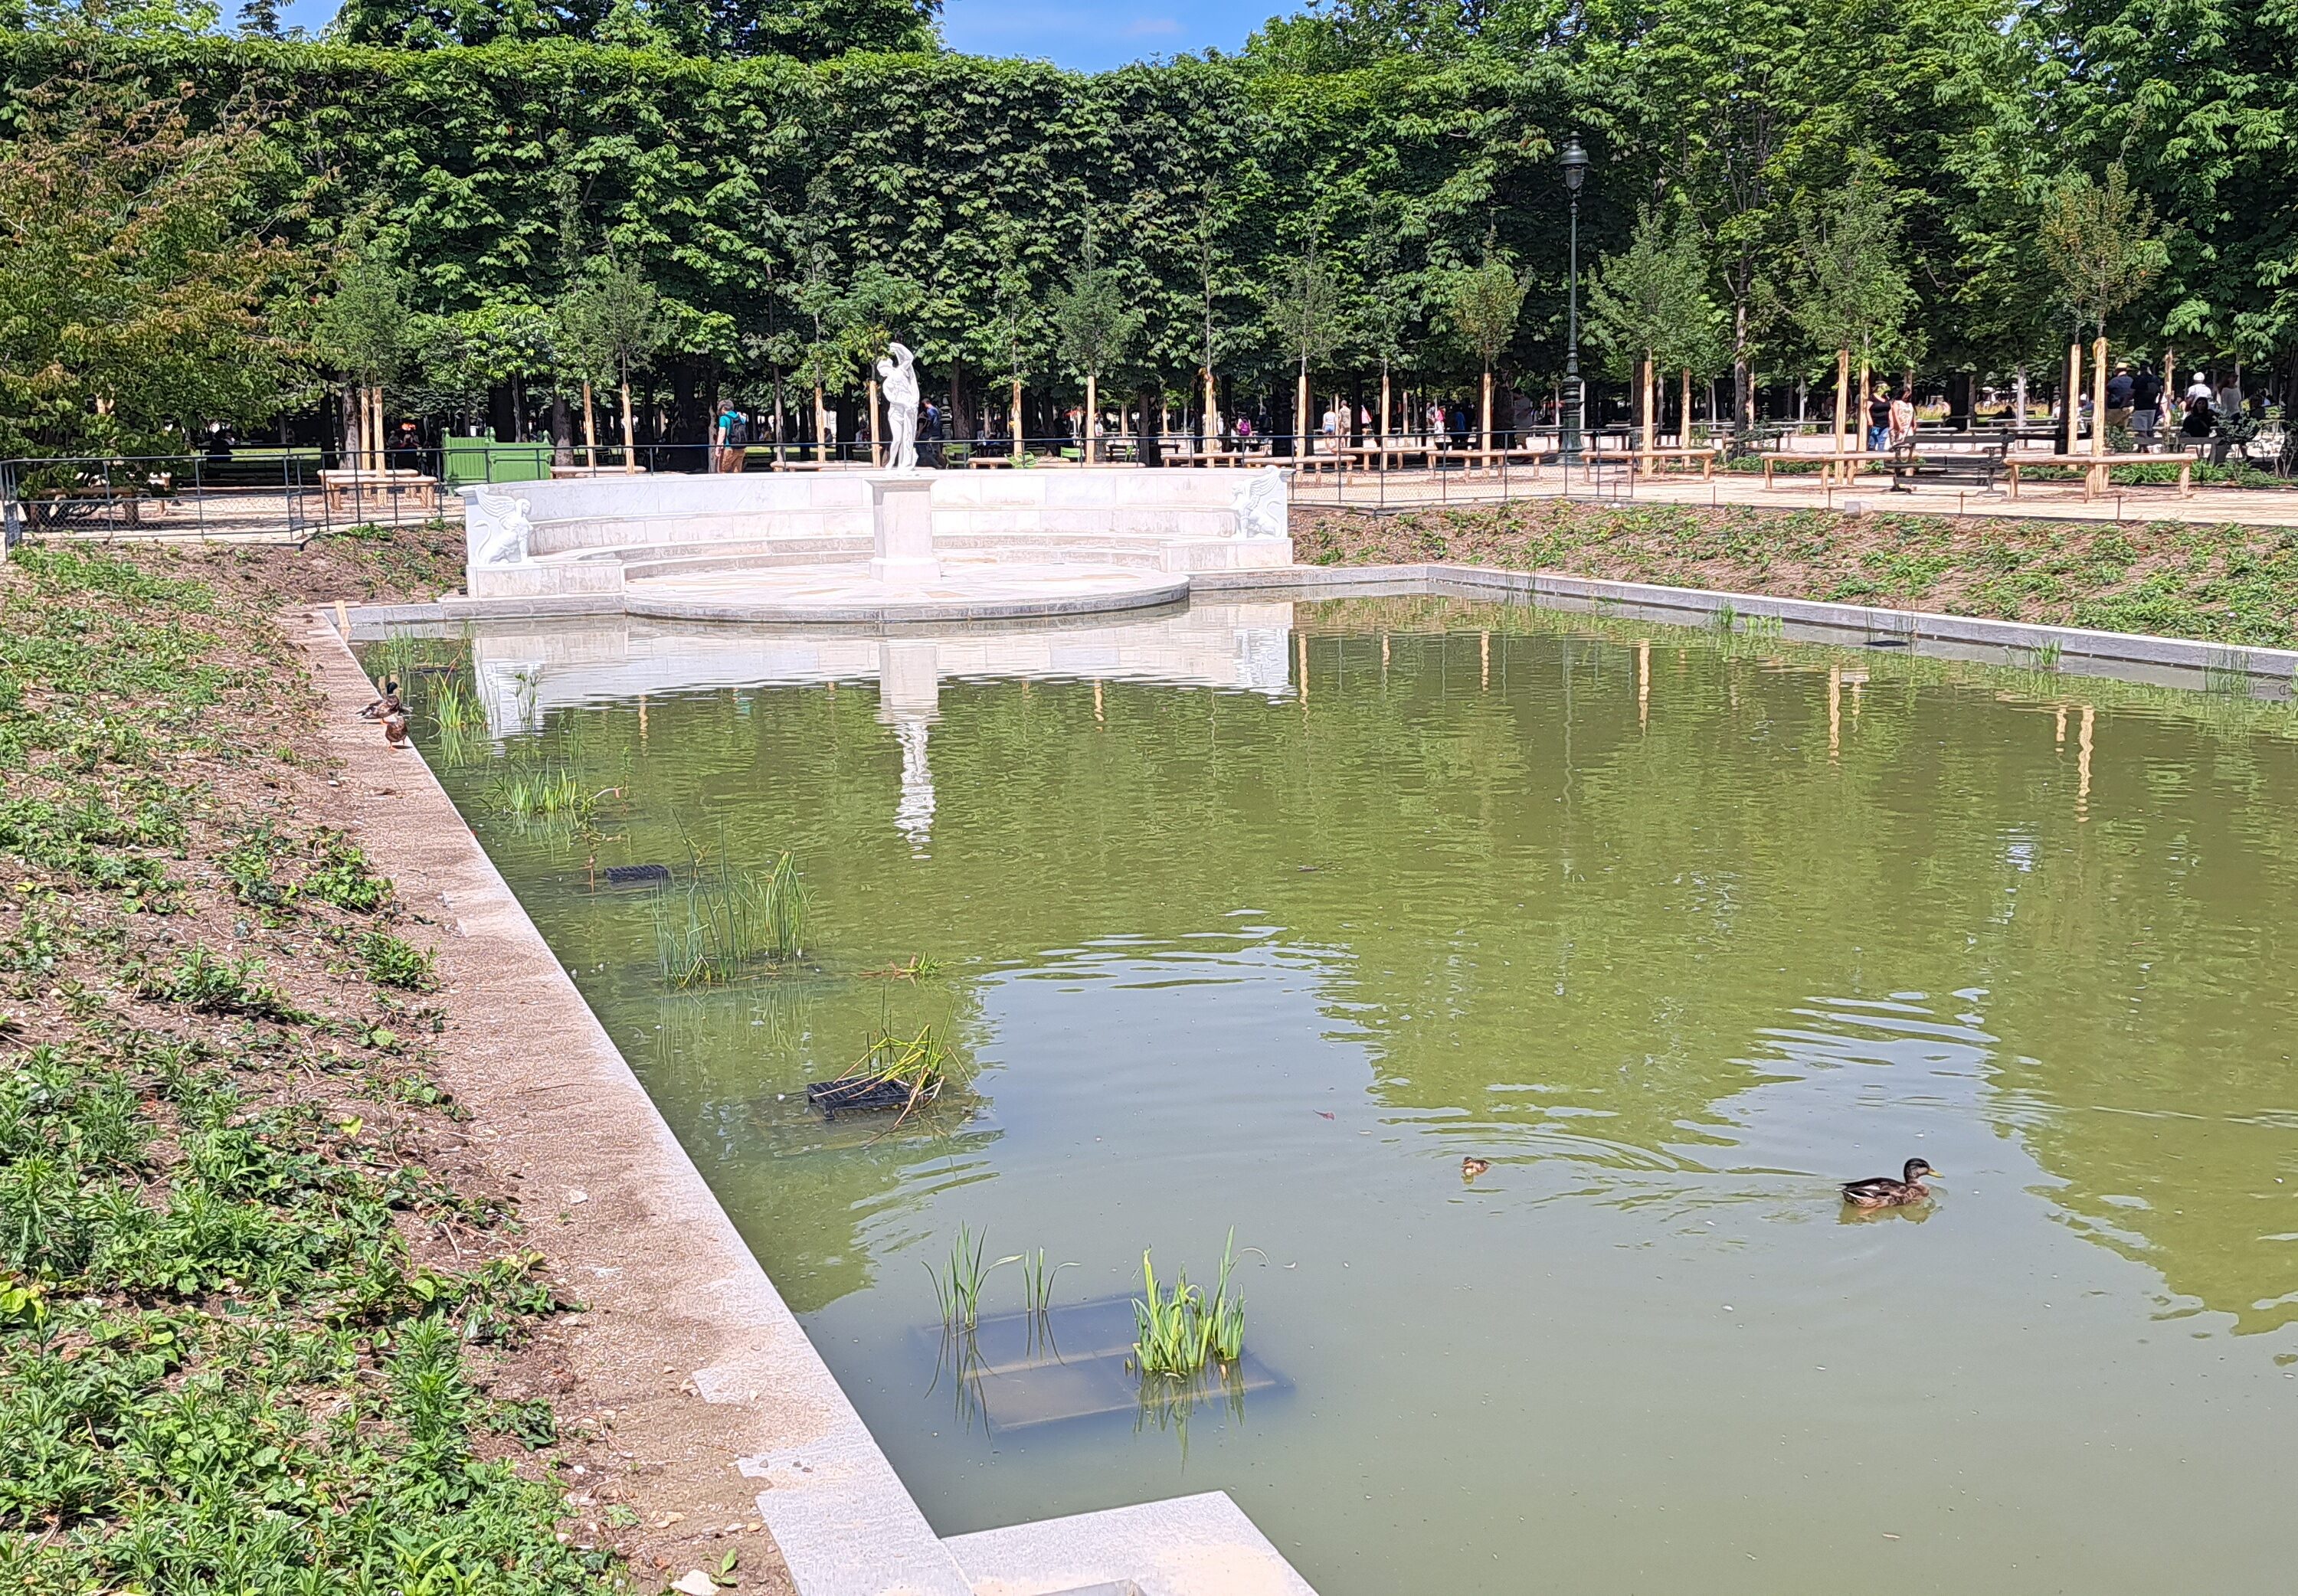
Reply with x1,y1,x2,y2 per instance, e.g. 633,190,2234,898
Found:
1787,165,1913,454
1440,242,1528,458
2039,162,2162,458
557,257,663,469
0,70,297,465
1589,204,1722,458
1267,235,1343,459
314,244,411,469
1048,227,1143,464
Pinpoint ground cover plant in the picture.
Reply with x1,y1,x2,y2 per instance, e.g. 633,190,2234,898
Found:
0,541,640,1594
1295,502,2298,649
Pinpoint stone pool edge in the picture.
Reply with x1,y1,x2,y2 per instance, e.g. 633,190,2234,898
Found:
299,611,1319,1596
343,561,2298,690
1197,564,2298,687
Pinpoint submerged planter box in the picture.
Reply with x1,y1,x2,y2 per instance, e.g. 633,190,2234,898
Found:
919,1297,1287,1433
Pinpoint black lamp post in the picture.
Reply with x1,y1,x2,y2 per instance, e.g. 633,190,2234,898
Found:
1560,132,1591,466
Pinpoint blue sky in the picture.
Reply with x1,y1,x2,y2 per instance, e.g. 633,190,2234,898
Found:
269,0,1265,71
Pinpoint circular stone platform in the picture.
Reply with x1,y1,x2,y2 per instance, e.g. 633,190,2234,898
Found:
620,561,1190,626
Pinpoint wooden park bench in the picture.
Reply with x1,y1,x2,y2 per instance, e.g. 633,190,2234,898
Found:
2005,452,2195,500
1593,444,1724,481
1888,446,2005,492
319,469,440,519
1760,450,1897,488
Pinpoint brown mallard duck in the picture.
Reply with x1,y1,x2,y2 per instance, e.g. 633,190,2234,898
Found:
381,706,411,748
1841,1158,1936,1208
1461,1156,1491,1180
361,678,402,720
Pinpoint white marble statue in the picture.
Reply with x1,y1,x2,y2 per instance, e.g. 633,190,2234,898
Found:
470,487,534,565
1232,469,1289,540
877,340,919,470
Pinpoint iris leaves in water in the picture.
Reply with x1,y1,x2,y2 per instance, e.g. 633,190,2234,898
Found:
1133,1230,1246,1379
650,849,807,987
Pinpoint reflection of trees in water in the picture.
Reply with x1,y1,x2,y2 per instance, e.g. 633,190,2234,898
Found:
421,606,2298,1333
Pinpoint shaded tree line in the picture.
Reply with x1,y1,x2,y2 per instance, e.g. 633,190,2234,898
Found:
2,0,2291,465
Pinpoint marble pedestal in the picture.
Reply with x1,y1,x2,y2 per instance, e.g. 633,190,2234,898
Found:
867,475,941,588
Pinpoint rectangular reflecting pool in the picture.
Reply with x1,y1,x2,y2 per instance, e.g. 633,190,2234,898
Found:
373,594,2298,1595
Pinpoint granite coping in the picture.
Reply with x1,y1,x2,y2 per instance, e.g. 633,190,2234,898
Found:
341,558,2297,688
948,1493,1317,1596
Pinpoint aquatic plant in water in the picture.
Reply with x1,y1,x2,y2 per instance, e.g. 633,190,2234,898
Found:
1016,1247,1077,1316
1133,1231,1246,1379
486,766,604,833
925,1222,1010,1330
652,849,807,987
832,1022,961,1121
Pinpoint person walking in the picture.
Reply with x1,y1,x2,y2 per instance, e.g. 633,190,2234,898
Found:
711,401,745,473
1889,388,1917,451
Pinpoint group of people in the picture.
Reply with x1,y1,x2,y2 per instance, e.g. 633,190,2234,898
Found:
1864,389,1920,452
2082,363,2225,446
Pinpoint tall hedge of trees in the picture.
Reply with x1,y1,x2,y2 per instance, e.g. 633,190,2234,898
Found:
1,0,2292,460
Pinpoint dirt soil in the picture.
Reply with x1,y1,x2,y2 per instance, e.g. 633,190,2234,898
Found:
2,528,794,1595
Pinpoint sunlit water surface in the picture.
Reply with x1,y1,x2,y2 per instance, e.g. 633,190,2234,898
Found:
385,596,2298,1595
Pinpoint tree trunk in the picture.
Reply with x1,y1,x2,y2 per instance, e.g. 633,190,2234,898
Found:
551,393,572,469
813,381,827,463
581,379,597,470
1085,371,1098,464
1380,364,1393,469
867,378,882,466
769,369,787,466
1858,349,1872,453
2064,342,2082,456
1733,299,1752,431
1296,359,1311,463
2162,345,2178,433
2090,333,2109,460
620,372,639,473
1833,346,1851,456
2012,365,2027,427
1202,365,1218,452
1680,368,1693,450
1640,355,1655,463
1480,364,1494,467
1010,378,1023,463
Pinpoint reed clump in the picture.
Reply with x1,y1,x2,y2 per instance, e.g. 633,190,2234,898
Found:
1132,1231,1246,1380
834,1022,961,1121
650,848,807,987
486,766,606,833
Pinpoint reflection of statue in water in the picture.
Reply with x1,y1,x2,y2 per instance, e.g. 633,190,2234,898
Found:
877,340,919,470
893,719,935,855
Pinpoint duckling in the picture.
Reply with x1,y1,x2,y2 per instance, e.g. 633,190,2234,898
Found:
381,706,410,748
1461,1156,1491,1180
1841,1157,1936,1208
360,678,402,720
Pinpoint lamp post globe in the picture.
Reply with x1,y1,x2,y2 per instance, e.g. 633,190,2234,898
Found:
1560,133,1591,467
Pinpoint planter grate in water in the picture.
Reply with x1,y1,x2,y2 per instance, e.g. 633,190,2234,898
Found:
915,1297,1287,1432
603,863,671,887
805,1077,936,1118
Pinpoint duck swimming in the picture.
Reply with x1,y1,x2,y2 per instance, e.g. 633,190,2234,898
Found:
1461,1156,1491,1180
1841,1158,1936,1208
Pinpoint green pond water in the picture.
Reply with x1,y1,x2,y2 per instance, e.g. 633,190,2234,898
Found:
378,595,2298,1595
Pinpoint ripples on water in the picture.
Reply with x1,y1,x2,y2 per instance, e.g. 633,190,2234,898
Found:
402,599,2298,1596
